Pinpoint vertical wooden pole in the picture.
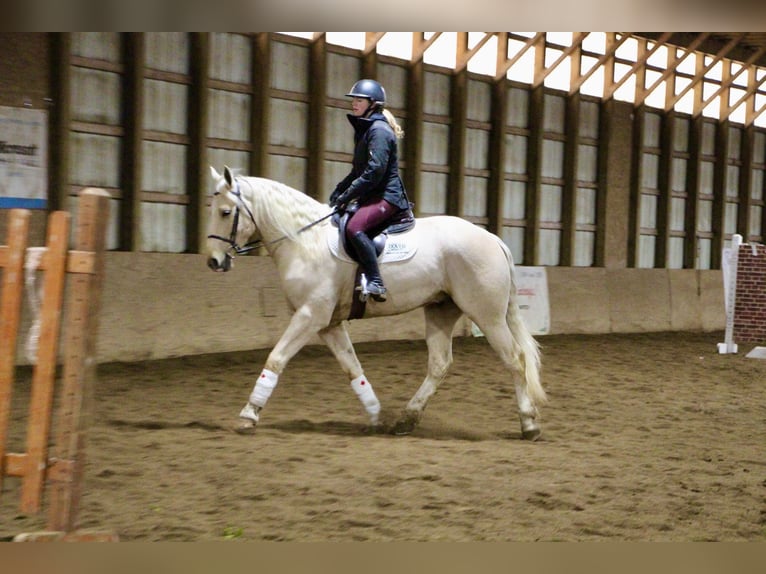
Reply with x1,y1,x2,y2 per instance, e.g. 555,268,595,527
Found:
0,210,30,496
48,190,110,531
20,211,70,513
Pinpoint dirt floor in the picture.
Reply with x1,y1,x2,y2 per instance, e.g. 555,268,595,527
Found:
2,330,765,541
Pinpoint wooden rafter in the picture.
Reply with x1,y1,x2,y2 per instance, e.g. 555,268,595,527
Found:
364,32,386,56
748,100,766,127
720,71,766,121
411,32,443,62
495,32,544,81
603,31,673,100
533,32,587,89
568,33,630,95
664,33,745,111
455,32,495,72
635,32,711,106
694,44,766,117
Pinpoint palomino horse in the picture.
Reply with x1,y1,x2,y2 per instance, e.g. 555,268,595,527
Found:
205,166,546,440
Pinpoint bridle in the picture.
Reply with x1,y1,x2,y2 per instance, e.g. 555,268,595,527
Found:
207,178,336,256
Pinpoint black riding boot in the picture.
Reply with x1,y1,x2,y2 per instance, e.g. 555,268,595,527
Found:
350,231,387,301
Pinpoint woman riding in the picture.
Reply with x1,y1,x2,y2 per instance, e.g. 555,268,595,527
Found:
330,79,410,302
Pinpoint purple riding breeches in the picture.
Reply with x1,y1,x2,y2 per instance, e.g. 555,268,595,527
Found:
345,198,400,239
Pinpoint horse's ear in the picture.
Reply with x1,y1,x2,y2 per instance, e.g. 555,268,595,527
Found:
210,166,221,181
223,165,234,188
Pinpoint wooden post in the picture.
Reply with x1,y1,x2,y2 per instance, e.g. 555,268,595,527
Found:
48,189,110,531
0,210,31,496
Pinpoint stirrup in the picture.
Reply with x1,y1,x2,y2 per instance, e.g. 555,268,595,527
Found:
357,274,387,302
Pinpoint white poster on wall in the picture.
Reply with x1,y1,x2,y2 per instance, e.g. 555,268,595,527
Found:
0,105,48,209
472,265,551,337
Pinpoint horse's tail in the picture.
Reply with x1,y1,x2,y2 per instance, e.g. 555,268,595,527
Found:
498,239,547,406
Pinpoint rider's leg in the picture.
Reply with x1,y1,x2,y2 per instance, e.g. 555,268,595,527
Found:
346,199,399,301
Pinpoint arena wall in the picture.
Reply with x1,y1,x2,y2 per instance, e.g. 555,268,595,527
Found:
23,253,720,364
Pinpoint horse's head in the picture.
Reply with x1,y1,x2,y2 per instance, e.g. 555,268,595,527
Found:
205,166,258,272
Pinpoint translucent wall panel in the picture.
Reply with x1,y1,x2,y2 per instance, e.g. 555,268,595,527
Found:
208,148,250,174
502,180,526,219
69,133,121,188
269,155,307,192
543,94,565,133
668,237,684,269
726,166,739,197
576,188,596,224
673,116,689,152
540,184,562,222
506,88,529,128
697,238,712,270
423,71,450,115
697,200,713,232
145,33,189,74
752,169,764,200
754,132,766,162
142,141,186,194
325,160,349,200
462,176,487,217
377,63,407,109
209,33,250,83
670,197,686,231
643,113,661,147
671,158,687,192
71,32,120,61
638,235,656,268
422,122,450,164
501,226,524,264
573,232,594,267
327,53,360,99
141,203,186,252
577,145,598,182
701,122,716,155
71,68,121,125
419,172,448,214
750,206,762,236
641,154,659,189
640,194,658,228
67,195,121,250
208,89,250,141
143,80,188,134
727,126,741,159
271,42,309,92
541,140,564,178
699,161,714,193
325,106,353,153
538,229,561,265
268,99,307,148
465,128,489,170
725,203,738,235
466,80,491,122
504,134,527,173
579,101,599,139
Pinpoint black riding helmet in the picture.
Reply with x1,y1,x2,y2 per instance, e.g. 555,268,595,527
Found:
346,79,386,108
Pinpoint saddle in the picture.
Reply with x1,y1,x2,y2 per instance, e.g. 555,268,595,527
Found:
331,203,416,318
331,203,416,262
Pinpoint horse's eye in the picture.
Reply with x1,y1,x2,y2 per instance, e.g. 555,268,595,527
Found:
222,209,232,217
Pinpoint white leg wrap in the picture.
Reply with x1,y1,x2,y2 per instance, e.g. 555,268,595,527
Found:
249,369,279,408
350,374,381,422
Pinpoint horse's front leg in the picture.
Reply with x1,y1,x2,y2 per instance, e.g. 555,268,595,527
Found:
237,305,327,434
319,323,381,427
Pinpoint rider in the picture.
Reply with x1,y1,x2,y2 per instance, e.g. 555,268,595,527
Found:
330,79,410,302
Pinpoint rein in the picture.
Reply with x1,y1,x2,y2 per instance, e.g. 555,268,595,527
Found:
207,178,336,256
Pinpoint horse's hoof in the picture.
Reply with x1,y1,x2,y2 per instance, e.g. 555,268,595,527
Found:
234,419,257,435
521,428,542,441
391,411,420,435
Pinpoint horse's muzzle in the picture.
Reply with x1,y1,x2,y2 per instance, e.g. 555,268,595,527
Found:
207,254,232,272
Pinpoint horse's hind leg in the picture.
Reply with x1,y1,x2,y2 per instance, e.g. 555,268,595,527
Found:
393,300,463,435
478,318,543,441
319,323,381,426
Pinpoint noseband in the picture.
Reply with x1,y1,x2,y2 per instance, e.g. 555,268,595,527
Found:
207,178,337,257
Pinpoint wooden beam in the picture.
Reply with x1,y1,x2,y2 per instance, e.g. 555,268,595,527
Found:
455,32,495,72
533,32,587,89
404,49,424,215
364,32,385,56
447,68,468,217
569,33,630,95
121,32,144,252
694,44,766,118
665,33,745,111
495,33,544,81
720,69,766,121
48,33,71,212
683,116,703,268
603,32,673,100
187,32,209,254
307,33,327,200
411,32,442,62
635,32,711,107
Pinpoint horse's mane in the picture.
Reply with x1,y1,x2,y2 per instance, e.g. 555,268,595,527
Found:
236,176,331,253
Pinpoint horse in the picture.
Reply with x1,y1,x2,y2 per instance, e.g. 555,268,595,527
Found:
205,166,546,440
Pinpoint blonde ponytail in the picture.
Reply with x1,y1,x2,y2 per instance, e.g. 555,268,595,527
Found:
382,109,404,139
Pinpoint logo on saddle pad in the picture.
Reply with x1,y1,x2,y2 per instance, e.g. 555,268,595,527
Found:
326,224,418,263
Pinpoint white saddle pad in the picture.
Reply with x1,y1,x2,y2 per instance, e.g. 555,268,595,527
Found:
326,223,418,263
